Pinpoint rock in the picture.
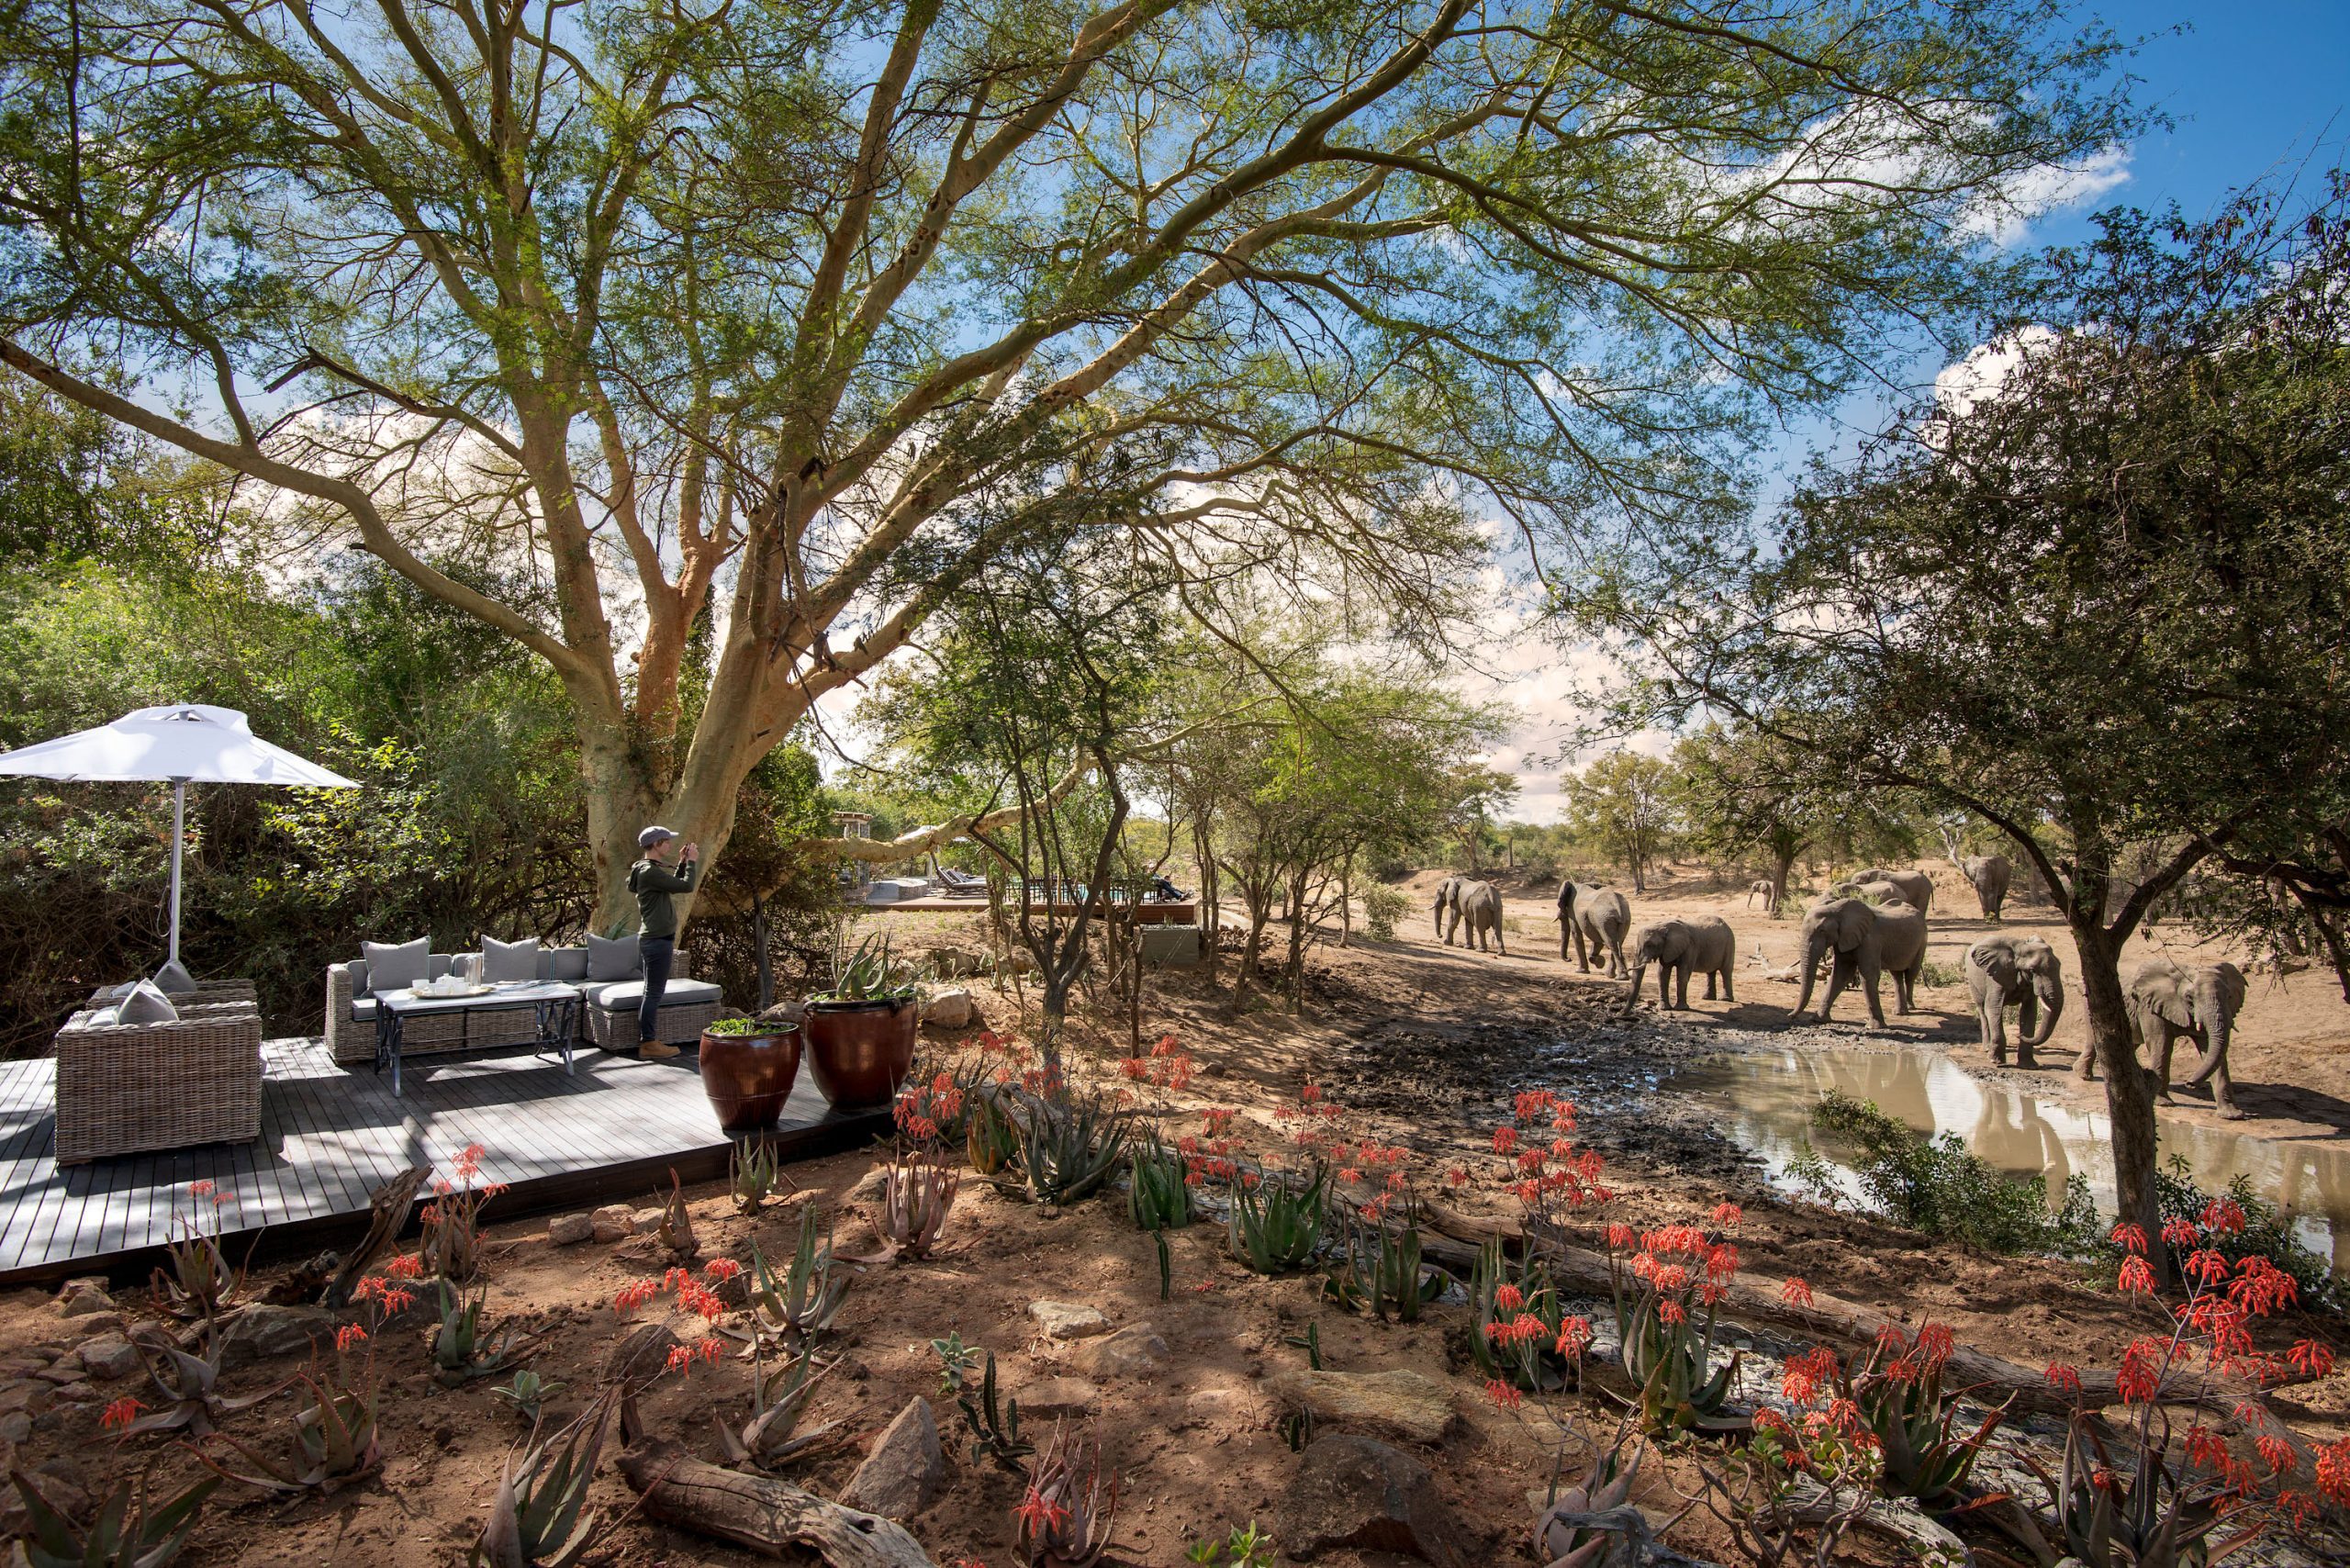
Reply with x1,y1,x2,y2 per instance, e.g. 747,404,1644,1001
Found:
64,1312,126,1338
1027,1301,1112,1340
55,1280,115,1317
1281,1434,1467,1567
925,947,988,980
837,1397,946,1519
1181,1385,1260,1428
0,1413,29,1443
32,1365,84,1386
1268,1369,1458,1445
75,1336,140,1381
591,1204,636,1242
846,1166,890,1204
547,1212,594,1246
217,1305,339,1367
1018,1376,1101,1419
921,988,976,1029
1071,1325,1169,1379
0,1383,54,1417
631,1206,666,1232
758,998,808,1025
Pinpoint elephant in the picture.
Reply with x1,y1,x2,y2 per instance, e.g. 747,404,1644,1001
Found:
1447,879,1505,953
1963,934,2063,1068
1842,867,1933,918
1792,897,1928,1025
1556,881,1631,977
1433,877,1462,941
1960,855,2013,920
1624,916,1735,1013
1744,879,1778,916
2114,958,2248,1118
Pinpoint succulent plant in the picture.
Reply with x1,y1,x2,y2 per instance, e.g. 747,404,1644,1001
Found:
204,1369,382,1493
1534,1435,1649,1568
10,1468,217,1568
431,1281,523,1384
125,1333,283,1439
1322,1216,1445,1322
1006,1093,1126,1206
1225,1164,1327,1274
473,1391,618,1568
966,1090,1021,1176
748,1204,850,1348
719,1338,839,1470
489,1369,568,1426
954,1350,1032,1471
731,1138,784,1214
812,932,921,1003
878,1150,960,1260
1015,1421,1118,1567
1125,1137,1192,1232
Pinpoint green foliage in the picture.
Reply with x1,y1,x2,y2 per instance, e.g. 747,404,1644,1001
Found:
205,1368,383,1493
730,1138,782,1214
964,1091,1021,1177
951,1351,1031,1472
1321,1217,1445,1322
431,1281,519,1384
2036,1414,2254,1568
1606,1249,1741,1436
1186,1522,1276,1568
489,1370,565,1426
812,932,921,1003
1467,1236,1583,1394
1562,750,1679,890
1359,883,1412,943
747,1204,849,1348
1225,1165,1328,1275
1126,1137,1194,1232
1794,1092,2101,1257
1004,1093,1127,1206
706,1017,796,1037
475,1394,617,1568
2152,1157,2341,1315
929,1332,979,1400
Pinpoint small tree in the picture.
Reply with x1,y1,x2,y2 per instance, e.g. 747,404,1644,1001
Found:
1562,750,1678,891
1671,723,1917,907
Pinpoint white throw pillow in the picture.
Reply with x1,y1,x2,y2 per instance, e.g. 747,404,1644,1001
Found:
362,937,431,994
115,980,179,1025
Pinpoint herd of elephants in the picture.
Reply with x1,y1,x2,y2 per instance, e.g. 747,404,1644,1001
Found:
1429,857,2253,1118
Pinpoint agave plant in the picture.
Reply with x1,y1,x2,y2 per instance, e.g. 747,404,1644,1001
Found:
1606,1239,1741,1435
1839,1329,2009,1505
746,1204,850,1349
813,931,922,1003
1125,1137,1192,1232
1006,1092,1126,1205
204,1367,383,1494
878,1149,960,1260
1534,1434,1650,1568
719,1338,841,1470
1469,1236,1589,1394
10,1468,217,1568
1322,1216,1445,1322
431,1281,524,1385
474,1392,619,1568
124,1333,284,1439
1015,1421,1118,1567
1225,1165,1328,1275
2026,1414,2257,1568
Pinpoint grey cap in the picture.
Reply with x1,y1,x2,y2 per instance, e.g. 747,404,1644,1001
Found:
637,824,678,850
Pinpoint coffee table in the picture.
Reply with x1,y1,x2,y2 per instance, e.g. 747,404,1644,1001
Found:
374,982,579,1096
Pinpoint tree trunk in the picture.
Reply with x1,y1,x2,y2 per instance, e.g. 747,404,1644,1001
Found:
1772,844,1797,914
1338,853,1355,948
752,890,774,1012
2074,917,2165,1279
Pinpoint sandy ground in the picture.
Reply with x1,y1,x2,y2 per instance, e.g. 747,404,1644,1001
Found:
0,876,2344,1567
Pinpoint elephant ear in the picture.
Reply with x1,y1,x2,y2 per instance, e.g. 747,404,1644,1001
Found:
1832,902,1874,949
1971,943,2017,987
2213,963,2247,1011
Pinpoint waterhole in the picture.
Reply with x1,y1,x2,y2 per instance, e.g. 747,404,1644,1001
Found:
1662,1046,2350,1272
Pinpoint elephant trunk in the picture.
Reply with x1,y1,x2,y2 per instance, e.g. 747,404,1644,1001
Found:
2181,1002,2231,1087
1622,959,1648,1013
1792,928,1827,1015
2023,973,2064,1048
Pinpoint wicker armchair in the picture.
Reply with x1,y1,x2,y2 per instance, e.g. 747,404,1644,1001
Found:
54,1003,263,1165
87,978,258,1010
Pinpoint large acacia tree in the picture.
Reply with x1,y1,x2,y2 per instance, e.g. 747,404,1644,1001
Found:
0,0,2128,925
1572,181,2350,1259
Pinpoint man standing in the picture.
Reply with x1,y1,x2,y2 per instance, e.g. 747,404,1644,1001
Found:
628,826,699,1052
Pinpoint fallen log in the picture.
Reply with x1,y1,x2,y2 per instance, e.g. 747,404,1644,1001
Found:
322,1166,430,1308
616,1438,936,1568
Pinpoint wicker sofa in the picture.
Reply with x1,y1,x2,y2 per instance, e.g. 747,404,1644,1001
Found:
327,943,718,1061
580,954,722,1051
54,1000,263,1165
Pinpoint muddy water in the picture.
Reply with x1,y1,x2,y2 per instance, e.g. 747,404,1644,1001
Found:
1663,1046,2350,1271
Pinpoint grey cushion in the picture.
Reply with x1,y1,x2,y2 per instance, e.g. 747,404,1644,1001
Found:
543,946,589,983
586,933,641,982
481,935,540,984
105,979,140,1002
115,979,179,1025
583,978,721,1012
361,937,430,995
152,958,197,995
349,996,377,1023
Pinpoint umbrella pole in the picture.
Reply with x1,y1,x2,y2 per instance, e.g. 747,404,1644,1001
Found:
168,778,185,968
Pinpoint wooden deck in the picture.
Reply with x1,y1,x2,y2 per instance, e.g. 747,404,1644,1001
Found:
0,1038,887,1286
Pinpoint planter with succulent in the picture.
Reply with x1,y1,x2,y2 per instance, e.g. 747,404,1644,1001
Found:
699,1016,804,1132
801,933,923,1111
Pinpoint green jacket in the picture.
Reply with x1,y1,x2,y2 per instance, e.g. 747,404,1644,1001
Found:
628,856,698,939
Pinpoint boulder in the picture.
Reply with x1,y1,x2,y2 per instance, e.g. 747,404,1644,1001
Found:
1268,1368,1458,1445
1071,1325,1169,1379
0,1413,28,1444
631,1206,667,1233
1018,1376,1101,1419
74,1336,140,1381
837,1397,946,1519
548,1212,594,1246
846,1165,890,1204
1280,1433,1467,1567
218,1305,340,1367
55,1279,115,1317
1027,1301,1111,1340
0,1383,54,1417
925,947,988,980
921,988,976,1030
591,1204,636,1242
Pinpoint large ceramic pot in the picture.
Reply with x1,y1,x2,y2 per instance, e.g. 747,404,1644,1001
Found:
801,997,918,1111
698,1024,803,1133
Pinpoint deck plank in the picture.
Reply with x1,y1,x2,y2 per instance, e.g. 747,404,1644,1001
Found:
0,1037,884,1286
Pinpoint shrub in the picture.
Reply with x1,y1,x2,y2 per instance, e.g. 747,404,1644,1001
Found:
1916,959,1963,988
2152,1157,2340,1315
1793,1092,2100,1256
1360,883,1412,942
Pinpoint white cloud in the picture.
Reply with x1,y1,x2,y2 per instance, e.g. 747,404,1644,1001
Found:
1955,144,2132,247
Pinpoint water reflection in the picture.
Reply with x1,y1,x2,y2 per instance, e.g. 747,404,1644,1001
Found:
1662,1047,2350,1271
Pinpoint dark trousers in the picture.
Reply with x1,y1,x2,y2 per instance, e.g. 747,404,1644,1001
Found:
638,936,675,1045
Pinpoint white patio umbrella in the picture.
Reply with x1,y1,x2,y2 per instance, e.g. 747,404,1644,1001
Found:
0,704,359,988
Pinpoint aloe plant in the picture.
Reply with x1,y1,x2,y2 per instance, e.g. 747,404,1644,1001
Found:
432,1281,521,1384
1006,1094,1125,1205
731,1138,783,1214
1607,1255,1741,1435
747,1204,849,1348
125,1334,283,1438
1468,1236,1586,1394
1126,1137,1193,1232
966,1090,1021,1176
879,1150,960,1259
1225,1165,1327,1274
721,1338,839,1470
10,1469,217,1568
489,1369,567,1426
1841,1342,2008,1505
474,1392,618,1568
811,931,921,1003
1321,1216,1444,1322
2026,1414,2255,1568
1534,1435,1649,1568
1015,1421,1118,1568
204,1369,382,1493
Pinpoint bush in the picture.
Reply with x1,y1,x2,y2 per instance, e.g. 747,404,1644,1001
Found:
1360,884,1412,942
1917,959,1963,988
2153,1156,2341,1315
1791,1092,2101,1256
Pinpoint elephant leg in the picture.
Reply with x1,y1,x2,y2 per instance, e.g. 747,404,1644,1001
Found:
2154,1029,2179,1104
2208,1050,2244,1119
1611,936,1628,980
1860,953,1885,1026
1982,999,2007,1065
2013,993,2037,1070
1674,963,1691,1009
1819,955,1852,1020
1494,919,1506,957
1721,966,1734,1004
1572,924,1589,972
